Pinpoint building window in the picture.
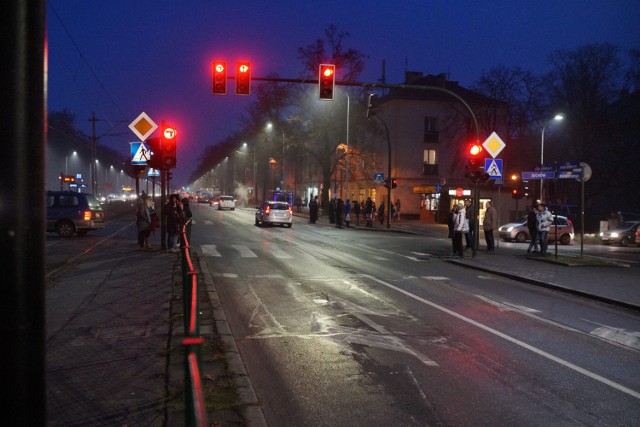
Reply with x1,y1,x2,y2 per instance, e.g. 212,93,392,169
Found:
423,149,438,175
424,117,438,143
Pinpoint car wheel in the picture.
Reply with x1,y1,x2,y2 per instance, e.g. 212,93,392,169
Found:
515,232,528,243
231,208,235,211
560,234,571,245
620,237,629,247
56,220,75,237
286,223,292,228
255,218,260,226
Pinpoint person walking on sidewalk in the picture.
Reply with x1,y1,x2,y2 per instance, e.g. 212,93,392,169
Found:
526,203,540,253
394,198,401,221
464,199,474,251
136,192,153,249
536,202,553,255
165,194,182,252
378,200,385,225
336,198,344,228
448,204,459,256
453,202,467,258
364,197,373,227
344,199,352,227
309,195,319,224
353,199,361,226
483,201,498,252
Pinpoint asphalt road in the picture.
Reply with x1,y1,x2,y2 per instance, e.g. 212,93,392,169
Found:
188,204,640,426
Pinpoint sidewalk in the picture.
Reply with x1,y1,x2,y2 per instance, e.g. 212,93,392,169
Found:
45,231,245,426
293,208,640,311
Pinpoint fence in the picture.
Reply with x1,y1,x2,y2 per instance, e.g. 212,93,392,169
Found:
179,219,208,426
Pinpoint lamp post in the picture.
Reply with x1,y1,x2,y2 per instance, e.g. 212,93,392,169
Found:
65,151,77,175
345,93,350,199
540,113,564,201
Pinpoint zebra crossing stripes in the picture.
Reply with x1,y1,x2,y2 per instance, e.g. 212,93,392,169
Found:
201,244,221,257
232,244,258,258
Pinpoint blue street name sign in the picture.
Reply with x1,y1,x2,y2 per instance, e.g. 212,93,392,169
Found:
522,171,556,180
557,171,582,179
558,162,580,171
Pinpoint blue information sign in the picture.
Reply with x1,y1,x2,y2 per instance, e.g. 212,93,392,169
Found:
522,171,556,180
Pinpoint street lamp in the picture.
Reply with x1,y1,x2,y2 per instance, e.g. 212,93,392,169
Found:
266,122,285,192
65,151,77,175
540,113,564,201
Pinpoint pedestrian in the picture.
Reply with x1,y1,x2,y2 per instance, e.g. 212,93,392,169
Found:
483,200,498,252
309,195,319,224
464,199,474,251
536,202,553,255
336,198,344,228
329,196,336,224
344,199,351,227
353,199,361,226
165,194,182,252
526,204,539,253
448,204,458,256
365,197,373,227
378,201,385,225
453,202,468,258
136,192,152,250
394,199,401,221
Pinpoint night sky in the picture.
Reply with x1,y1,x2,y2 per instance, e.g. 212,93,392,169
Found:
46,0,640,186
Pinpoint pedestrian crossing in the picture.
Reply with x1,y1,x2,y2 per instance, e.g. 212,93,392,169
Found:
198,243,428,262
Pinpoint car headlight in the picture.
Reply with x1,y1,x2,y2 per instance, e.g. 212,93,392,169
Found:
507,226,514,232
610,232,619,238
599,232,604,237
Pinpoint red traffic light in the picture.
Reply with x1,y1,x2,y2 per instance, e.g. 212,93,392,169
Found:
318,64,336,100
235,61,251,96
212,60,227,95
469,143,483,156
161,124,177,169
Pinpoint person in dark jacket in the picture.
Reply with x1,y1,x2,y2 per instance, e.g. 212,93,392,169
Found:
526,204,539,253
335,198,344,228
353,199,361,226
309,196,319,224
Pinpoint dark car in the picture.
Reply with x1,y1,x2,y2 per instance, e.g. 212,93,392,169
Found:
46,191,105,237
255,201,293,227
599,221,640,247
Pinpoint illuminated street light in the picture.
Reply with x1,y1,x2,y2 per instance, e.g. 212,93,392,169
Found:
540,113,564,200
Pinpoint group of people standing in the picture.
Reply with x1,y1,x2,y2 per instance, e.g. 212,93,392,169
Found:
135,192,192,252
448,199,498,257
314,196,402,228
526,202,554,255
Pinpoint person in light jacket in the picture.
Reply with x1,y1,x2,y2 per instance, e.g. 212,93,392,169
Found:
536,202,554,255
482,201,498,252
453,203,467,258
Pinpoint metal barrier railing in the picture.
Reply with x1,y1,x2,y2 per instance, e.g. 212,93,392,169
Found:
179,220,208,426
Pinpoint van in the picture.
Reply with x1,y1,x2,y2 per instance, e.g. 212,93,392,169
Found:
46,191,105,237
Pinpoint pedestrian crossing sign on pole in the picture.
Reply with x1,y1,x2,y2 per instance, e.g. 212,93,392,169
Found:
484,158,503,178
130,142,151,165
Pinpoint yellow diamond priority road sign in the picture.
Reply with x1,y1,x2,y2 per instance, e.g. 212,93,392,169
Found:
128,112,158,142
482,131,506,158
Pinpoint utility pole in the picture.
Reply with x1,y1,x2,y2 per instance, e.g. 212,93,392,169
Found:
90,112,98,195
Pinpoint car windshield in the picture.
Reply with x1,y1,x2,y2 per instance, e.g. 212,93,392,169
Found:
270,203,289,210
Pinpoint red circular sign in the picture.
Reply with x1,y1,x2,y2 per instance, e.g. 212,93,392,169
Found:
456,187,464,197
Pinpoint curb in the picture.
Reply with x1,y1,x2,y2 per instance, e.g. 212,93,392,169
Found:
197,251,268,427
447,258,640,313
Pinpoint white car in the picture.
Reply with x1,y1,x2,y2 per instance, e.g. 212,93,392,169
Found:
255,201,293,227
217,195,235,210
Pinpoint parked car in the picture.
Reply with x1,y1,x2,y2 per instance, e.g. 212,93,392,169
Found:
599,221,640,247
498,215,574,245
255,201,293,227
46,191,105,237
216,195,236,210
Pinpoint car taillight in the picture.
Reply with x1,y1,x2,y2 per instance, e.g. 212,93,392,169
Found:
83,211,92,221
288,206,293,215
264,206,270,215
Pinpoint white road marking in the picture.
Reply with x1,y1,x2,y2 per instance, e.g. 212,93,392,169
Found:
590,326,640,350
421,276,450,281
269,245,293,259
232,244,257,258
373,256,390,261
202,220,213,225
475,295,541,313
411,252,431,256
201,244,221,257
359,274,640,400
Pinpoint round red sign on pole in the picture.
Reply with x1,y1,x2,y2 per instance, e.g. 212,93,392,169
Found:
456,187,464,198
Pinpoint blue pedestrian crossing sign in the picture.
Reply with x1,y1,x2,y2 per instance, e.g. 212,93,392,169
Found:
130,142,151,165
484,158,503,178
373,172,384,184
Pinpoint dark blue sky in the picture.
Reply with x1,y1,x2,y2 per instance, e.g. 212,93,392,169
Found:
47,0,640,186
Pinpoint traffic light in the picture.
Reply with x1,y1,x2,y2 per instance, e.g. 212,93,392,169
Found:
382,178,390,189
235,61,251,95
212,60,227,95
161,124,177,169
318,64,335,100
166,171,173,182
465,143,489,183
391,178,398,189
146,137,163,170
512,188,524,200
